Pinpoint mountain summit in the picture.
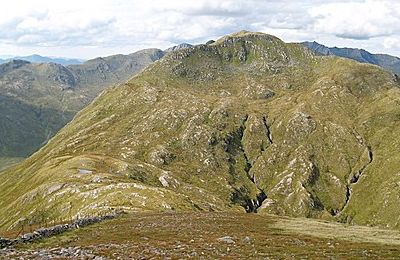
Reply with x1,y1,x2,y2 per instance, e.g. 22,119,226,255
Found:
1,31,400,231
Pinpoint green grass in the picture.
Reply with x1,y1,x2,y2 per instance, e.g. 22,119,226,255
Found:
0,157,24,171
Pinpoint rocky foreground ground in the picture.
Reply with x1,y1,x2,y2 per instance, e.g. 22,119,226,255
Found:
1,212,400,259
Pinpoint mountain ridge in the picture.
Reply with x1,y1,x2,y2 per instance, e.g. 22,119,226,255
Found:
302,41,400,74
0,48,165,160
1,31,399,231
164,43,193,52
0,54,84,65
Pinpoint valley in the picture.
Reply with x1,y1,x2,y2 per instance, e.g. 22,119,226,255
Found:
0,49,164,169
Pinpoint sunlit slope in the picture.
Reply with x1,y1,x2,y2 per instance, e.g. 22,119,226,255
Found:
0,49,163,159
1,31,399,230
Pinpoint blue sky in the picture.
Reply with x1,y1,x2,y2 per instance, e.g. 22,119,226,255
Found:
1,0,400,59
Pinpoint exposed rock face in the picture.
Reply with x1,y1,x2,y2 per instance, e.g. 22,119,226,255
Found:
165,43,193,53
1,31,400,230
148,146,175,165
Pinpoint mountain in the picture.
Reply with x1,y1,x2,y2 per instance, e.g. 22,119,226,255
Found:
0,54,84,65
0,49,164,161
164,43,193,52
302,41,400,74
1,31,400,232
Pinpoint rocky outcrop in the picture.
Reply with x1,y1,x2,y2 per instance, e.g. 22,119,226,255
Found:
148,145,175,165
0,237,13,248
165,43,193,53
0,213,120,249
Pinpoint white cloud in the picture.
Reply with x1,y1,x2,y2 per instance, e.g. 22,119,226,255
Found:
0,0,400,58
157,0,252,17
0,0,117,47
383,37,400,49
309,0,400,40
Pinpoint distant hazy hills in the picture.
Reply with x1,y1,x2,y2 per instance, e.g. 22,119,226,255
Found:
3,41,400,73
0,48,164,159
0,54,84,66
0,45,196,66
302,41,400,74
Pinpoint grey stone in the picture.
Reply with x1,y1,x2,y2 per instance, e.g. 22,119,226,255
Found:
217,236,235,244
243,236,252,243
0,212,121,249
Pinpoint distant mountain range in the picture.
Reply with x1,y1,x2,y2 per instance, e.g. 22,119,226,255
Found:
0,54,84,65
0,42,193,66
302,41,400,74
2,41,400,73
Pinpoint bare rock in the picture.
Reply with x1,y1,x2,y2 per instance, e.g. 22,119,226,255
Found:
148,145,175,165
217,236,235,244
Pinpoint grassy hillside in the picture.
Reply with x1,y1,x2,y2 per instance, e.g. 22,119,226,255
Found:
0,157,23,171
1,31,400,231
0,49,164,161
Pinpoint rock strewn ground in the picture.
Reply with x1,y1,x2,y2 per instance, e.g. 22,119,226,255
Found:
2,213,400,259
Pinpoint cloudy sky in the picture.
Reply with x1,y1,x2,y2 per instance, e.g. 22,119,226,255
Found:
1,0,400,59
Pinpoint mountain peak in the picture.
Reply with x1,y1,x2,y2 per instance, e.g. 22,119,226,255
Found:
159,31,313,84
226,30,270,37
165,43,193,53
213,31,282,45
